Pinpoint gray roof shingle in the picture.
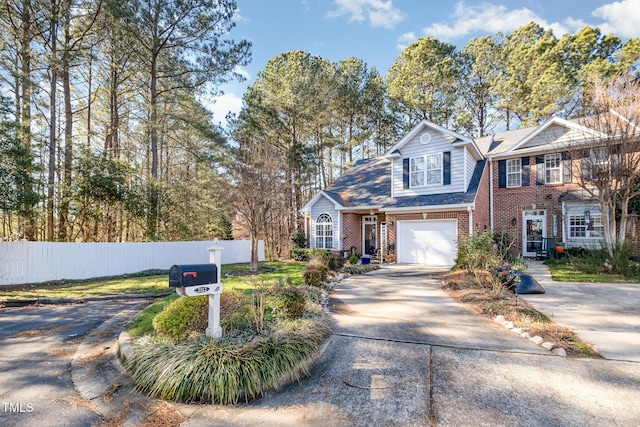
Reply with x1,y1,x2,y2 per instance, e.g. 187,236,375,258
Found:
324,157,486,210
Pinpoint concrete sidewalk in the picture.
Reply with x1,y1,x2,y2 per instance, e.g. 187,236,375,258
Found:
523,260,640,362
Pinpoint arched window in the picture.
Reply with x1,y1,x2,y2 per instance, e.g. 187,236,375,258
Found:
315,213,333,249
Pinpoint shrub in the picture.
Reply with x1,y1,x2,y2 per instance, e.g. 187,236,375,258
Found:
271,287,306,320
327,254,339,271
153,295,209,341
342,264,380,275
349,251,360,265
303,266,326,287
455,232,504,271
290,230,307,249
290,248,326,261
153,290,249,341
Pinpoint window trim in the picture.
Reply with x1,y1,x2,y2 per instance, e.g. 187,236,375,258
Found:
569,214,604,239
506,158,522,188
545,153,562,184
315,213,333,249
409,153,443,188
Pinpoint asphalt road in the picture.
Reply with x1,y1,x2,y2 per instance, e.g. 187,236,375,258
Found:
0,299,152,427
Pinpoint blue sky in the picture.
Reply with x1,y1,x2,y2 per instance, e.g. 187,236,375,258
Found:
210,0,640,125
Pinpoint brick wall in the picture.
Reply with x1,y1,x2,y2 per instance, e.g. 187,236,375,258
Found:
491,156,583,255
342,213,361,255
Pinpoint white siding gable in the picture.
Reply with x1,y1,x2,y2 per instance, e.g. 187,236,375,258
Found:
465,146,476,191
309,195,341,250
392,129,465,198
516,124,590,151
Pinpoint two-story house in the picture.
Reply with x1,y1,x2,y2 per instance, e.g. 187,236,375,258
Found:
301,116,627,264
301,121,490,266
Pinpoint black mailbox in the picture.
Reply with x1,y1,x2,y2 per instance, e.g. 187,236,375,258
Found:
169,264,218,288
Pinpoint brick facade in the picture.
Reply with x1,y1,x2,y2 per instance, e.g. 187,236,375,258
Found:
491,156,584,255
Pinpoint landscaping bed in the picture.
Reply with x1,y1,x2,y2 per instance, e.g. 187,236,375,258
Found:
442,269,600,358
124,256,357,405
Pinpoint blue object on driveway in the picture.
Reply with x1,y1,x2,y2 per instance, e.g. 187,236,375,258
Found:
515,273,545,294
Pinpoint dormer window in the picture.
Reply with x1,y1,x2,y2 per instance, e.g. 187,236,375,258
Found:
410,153,442,187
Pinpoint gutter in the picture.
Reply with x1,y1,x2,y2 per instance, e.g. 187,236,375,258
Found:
380,202,474,214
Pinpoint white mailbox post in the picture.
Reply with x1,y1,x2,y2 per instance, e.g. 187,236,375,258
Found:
206,238,224,340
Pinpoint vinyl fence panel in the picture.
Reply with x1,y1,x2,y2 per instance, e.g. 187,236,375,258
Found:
0,240,264,286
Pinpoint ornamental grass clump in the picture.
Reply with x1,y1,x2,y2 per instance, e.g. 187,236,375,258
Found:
125,315,332,405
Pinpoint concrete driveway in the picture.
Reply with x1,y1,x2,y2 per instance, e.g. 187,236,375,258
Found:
523,260,640,362
177,265,640,426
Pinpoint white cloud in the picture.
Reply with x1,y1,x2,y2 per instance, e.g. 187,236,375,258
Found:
396,31,417,50
234,65,251,82
421,1,593,41
328,0,405,29
209,92,243,126
592,0,640,38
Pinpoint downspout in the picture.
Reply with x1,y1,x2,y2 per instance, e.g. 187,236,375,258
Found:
467,206,473,236
489,157,494,232
561,202,567,245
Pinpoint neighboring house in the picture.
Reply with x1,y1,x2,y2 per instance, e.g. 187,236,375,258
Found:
301,116,637,265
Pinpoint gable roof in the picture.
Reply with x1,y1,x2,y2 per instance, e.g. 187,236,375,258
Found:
478,116,609,158
385,120,483,161
302,156,487,213
300,157,393,212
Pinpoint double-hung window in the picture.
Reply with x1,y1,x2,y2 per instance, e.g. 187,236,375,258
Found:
569,214,604,238
591,147,611,181
410,153,442,187
315,213,333,249
506,159,521,188
545,153,562,184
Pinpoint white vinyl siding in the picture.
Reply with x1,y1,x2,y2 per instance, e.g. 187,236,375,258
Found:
519,124,591,150
392,128,464,197
465,147,476,191
507,158,521,188
563,203,606,250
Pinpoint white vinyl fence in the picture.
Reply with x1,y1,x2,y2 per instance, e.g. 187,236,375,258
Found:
0,240,264,286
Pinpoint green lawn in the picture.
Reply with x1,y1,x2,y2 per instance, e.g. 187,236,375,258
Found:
0,261,306,300
546,260,640,283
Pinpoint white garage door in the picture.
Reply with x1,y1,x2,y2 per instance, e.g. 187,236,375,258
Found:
397,220,458,265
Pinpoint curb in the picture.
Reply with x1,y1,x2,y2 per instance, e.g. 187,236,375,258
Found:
2,292,171,308
71,301,156,425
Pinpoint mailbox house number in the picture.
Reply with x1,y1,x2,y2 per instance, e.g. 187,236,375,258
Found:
193,286,209,294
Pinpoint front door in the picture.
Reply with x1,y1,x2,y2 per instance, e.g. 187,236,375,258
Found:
363,216,377,256
522,210,546,257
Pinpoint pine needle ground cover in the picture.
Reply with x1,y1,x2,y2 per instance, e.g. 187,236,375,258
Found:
125,261,333,404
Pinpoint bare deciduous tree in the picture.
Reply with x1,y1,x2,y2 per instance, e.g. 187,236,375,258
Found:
227,139,280,271
571,71,640,258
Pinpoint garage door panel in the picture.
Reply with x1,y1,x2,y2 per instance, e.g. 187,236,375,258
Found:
397,220,457,265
